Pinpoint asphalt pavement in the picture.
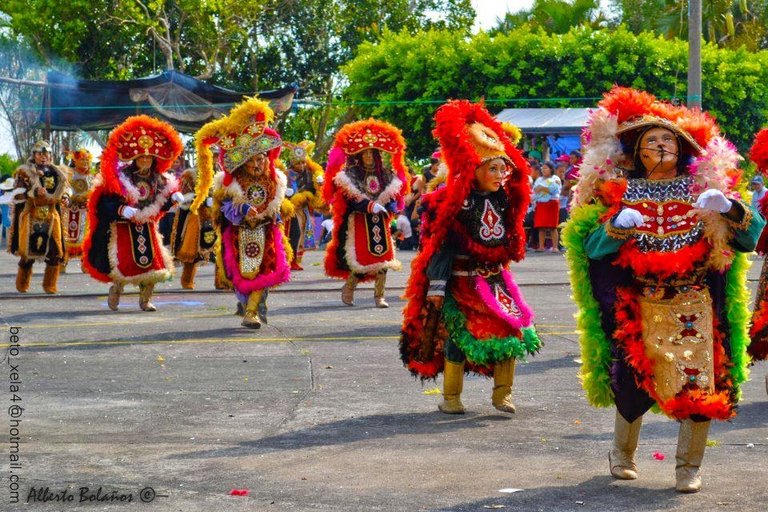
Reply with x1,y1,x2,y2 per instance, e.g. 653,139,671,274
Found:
0,246,766,512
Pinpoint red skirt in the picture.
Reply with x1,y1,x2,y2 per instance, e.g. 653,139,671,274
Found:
533,200,559,228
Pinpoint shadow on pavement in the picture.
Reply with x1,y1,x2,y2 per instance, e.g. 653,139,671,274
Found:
438,475,683,512
170,411,512,460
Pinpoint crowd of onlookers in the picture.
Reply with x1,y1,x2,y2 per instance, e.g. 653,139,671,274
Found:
392,148,583,253
525,149,581,252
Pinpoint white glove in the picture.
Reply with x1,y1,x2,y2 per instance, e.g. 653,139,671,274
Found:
371,203,387,215
693,188,732,213
316,175,324,185
205,197,214,207
171,191,185,204
285,188,295,198
121,206,138,220
612,208,645,229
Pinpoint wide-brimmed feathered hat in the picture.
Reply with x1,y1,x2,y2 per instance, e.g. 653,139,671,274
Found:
573,86,739,207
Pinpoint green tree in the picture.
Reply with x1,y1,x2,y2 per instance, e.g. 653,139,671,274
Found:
0,0,475,155
610,0,767,50
343,26,768,157
259,0,475,153
0,26,46,159
0,153,20,177
492,0,607,34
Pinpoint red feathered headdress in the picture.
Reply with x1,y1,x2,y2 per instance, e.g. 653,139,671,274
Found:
428,100,531,261
99,115,183,196
750,128,768,174
323,118,409,204
574,86,734,208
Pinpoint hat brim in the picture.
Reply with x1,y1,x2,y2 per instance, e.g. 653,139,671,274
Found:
617,116,703,155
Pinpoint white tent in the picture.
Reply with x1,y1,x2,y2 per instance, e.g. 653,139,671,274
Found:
495,108,589,135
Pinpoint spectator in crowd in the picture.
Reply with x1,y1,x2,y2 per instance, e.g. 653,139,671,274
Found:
532,161,561,252
525,160,542,249
750,175,766,210
563,150,582,205
393,212,415,250
0,176,16,246
555,155,570,224
318,215,333,248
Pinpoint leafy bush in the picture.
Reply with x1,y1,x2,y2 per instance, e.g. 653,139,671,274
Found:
343,26,768,157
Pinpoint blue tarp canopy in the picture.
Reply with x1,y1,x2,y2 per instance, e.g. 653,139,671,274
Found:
41,70,298,133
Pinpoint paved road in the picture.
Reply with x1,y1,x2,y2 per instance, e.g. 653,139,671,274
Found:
0,247,766,511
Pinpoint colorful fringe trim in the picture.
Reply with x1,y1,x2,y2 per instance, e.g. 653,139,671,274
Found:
614,287,736,420
221,223,290,294
473,272,533,330
442,294,541,366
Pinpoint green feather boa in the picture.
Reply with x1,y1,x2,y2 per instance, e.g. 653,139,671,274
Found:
442,294,541,366
562,203,615,407
725,251,752,397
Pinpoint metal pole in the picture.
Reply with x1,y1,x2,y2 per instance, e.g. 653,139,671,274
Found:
687,0,702,110
44,75,52,140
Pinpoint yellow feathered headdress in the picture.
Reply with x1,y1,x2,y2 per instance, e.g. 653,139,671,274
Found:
191,97,282,213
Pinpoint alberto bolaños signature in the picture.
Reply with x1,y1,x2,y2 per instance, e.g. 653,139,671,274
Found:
26,485,158,504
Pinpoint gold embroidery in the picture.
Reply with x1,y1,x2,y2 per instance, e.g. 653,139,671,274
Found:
639,288,715,401
604,221,633,240
34,206,50,220
238,224,266,278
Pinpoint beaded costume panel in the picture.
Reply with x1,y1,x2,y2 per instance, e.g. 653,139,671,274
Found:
622,176,703,253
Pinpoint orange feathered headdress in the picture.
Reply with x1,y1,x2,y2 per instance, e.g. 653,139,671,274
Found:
323,118,409,204
67,148,92,162
750,128,768,174
98,115,183,196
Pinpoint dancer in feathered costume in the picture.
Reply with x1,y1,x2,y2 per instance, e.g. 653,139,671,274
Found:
83,116,185,311
191,97,291,329
171,165,217,289
9,140,69,293
399,100,540,414
283,140,326,270
61,148,95,271
323,119,409,308
562,87,765,492
748,128,768,362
